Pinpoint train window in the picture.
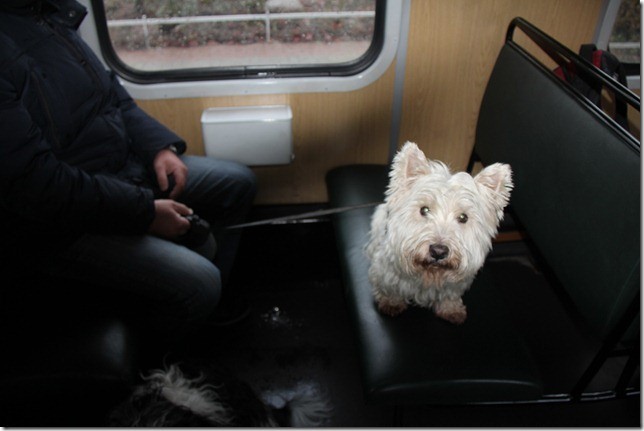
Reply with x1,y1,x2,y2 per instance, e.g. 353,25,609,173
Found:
90,0,385,86
596,0,640,88
607,0,640,65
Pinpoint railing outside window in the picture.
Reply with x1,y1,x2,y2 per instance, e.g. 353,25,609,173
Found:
108,10,375,47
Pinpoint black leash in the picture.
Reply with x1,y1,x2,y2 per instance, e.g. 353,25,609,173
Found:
227,201,381,230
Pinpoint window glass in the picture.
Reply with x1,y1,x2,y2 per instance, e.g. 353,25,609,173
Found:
99,0,378,75
608,0,640,64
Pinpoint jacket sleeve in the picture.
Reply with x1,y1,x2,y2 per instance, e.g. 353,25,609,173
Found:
110,72,187,165
0,74,156,235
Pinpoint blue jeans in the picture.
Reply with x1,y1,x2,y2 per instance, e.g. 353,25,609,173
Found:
37,156,256,336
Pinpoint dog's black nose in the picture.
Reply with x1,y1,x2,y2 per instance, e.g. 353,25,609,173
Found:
430,244,449,261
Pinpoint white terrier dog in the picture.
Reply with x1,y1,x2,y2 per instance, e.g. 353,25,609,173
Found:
366,142,513,324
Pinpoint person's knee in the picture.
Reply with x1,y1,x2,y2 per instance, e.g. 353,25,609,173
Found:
181,156,257,212
211,161,257,221
182,262,221,324
227,162,257,205
159,253,221,328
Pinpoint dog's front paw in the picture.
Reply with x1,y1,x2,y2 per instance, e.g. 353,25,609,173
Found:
376,297,407,317
434,299,467,325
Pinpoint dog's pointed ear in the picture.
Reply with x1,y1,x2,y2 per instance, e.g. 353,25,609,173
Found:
392,141,431,181
474,163,513,218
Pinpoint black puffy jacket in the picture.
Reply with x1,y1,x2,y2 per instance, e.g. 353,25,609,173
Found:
0,0,186,257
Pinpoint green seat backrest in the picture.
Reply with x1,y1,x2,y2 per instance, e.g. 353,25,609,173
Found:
475,41,640,340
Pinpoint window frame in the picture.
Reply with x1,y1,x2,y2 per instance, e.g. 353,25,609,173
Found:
594,0,640,89
79,0,403,99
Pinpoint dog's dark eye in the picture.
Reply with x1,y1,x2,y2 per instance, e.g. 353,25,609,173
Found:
458,213,468,224
420,206,430,216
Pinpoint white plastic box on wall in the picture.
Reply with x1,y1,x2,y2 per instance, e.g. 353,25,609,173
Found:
201,105,293,166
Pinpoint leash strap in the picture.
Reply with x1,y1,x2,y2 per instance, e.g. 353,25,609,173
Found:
227,201,381,230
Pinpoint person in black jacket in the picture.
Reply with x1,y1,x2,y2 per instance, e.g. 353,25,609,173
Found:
0,0,257,338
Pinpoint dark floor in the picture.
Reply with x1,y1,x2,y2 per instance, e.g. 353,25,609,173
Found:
154,206,640,427
161,211,396,426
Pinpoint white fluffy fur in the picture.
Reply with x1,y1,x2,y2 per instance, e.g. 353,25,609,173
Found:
366,141,513,324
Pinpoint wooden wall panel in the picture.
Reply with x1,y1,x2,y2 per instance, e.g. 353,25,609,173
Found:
137,64,395,204
135,0,603,205
399,0,603,170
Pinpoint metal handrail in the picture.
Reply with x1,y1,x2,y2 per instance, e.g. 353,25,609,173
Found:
507,17,640,112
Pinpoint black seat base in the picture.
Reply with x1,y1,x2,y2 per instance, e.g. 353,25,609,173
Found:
1,276,139,426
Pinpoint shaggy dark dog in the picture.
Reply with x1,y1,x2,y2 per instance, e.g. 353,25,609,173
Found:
108,361,332,427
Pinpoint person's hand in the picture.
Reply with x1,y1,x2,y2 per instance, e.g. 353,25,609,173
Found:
153,148,188,199
148,199,192,239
